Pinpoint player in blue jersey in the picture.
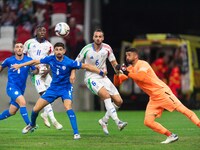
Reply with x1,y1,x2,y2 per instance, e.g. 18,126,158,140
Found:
0,42,38,132
12,42,106,139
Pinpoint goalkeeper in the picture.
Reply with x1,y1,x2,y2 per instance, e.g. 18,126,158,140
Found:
114,47,200,144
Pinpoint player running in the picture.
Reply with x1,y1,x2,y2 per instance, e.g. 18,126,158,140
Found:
23,25,62,129
0,42,38,131
12,42,107,139
72,29,127,135
114,47,200,144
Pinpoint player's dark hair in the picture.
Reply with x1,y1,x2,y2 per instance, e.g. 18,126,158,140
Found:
36,25,44,29
125,47,138,53
15,42,23,45
94,28,104,35
54,42,65,49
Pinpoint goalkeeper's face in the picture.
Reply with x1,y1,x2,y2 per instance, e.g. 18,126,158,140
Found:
125,51,138,64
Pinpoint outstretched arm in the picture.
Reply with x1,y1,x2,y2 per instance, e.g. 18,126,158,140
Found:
81,63,107,77
12,60,41,70
70,69,76,84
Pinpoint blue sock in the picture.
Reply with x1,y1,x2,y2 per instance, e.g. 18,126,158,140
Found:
30,110,38,126
67,109,79,134
20,107,30,125
0,109,11,120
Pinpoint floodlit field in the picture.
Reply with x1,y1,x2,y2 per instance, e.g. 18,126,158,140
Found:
0,111,199,150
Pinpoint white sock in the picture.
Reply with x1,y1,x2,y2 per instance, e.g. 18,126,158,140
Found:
44,104,56,123
112,102,120,110
102,102,120,123
104,98,120,125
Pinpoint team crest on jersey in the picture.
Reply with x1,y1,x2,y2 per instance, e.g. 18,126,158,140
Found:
62,66,66,70
90,56,94,59
15,91,19,95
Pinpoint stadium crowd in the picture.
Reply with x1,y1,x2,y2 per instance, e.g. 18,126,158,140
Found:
0,0,85,60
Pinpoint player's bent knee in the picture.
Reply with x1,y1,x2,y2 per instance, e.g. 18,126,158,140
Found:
144,116,155,128
144,118,154,128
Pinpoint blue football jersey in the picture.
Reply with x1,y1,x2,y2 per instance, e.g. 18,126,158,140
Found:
40,55,82,88
1,55,36,92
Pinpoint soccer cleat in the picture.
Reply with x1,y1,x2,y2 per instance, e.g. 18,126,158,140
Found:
118,121,128,131
74,134,81,140
53,121,63,130
161,133,179,144
98,119,109,135
22,124,38,134
40,113,51,128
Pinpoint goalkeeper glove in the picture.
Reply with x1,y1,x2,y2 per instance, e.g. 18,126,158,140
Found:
115,64,129,76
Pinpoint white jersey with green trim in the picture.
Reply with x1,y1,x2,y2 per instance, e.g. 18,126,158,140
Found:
23,38,54,70
76,43,116,79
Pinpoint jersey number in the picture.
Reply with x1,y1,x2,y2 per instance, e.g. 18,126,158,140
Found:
95,60,99,66
56,68,59,75
37,50,41,56
17,69,20,74
91,81,96,86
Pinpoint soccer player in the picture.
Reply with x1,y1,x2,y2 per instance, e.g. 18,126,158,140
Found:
72,29,127,135
12,42,106,140
23,25,63,129
0,42,38,131
114,47,200,144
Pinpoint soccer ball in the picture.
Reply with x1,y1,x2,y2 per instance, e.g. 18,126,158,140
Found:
55,22,70,37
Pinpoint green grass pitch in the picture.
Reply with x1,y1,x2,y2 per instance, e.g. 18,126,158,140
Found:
0,110,199,150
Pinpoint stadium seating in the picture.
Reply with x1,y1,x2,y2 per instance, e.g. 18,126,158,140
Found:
0,26,15,39
15,25,31,44
52,2,67,13
50,13,67,27
0,38,14,61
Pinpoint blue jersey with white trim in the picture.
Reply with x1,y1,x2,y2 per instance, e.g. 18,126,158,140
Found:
1,55,36,92
40,55,82,88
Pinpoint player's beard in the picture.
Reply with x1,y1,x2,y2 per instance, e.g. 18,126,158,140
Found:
126,59,132,64
56,54,63,60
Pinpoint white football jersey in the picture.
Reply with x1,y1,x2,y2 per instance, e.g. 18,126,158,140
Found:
23,38,54,69
76,43,116,79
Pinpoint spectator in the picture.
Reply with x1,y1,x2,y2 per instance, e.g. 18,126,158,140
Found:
151,52,169,84
6,0,20,12
168,59,181,98
17,7,33,32
65,17,85,59
33,6,46,25
1,5,17,26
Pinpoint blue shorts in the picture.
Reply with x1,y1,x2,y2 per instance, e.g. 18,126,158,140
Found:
7,86,24,109
41,86,73,103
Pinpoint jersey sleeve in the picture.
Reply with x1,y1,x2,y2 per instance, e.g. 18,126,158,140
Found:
127,62,148,81
23,40,31,55
70,60,82,69
1,58,9,68
75,46,88,62
48,43,54,56
114,74,129,86
40,56,51,65
107,46,116,62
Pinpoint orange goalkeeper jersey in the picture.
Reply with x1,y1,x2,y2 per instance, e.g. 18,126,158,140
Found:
122,60,171,98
